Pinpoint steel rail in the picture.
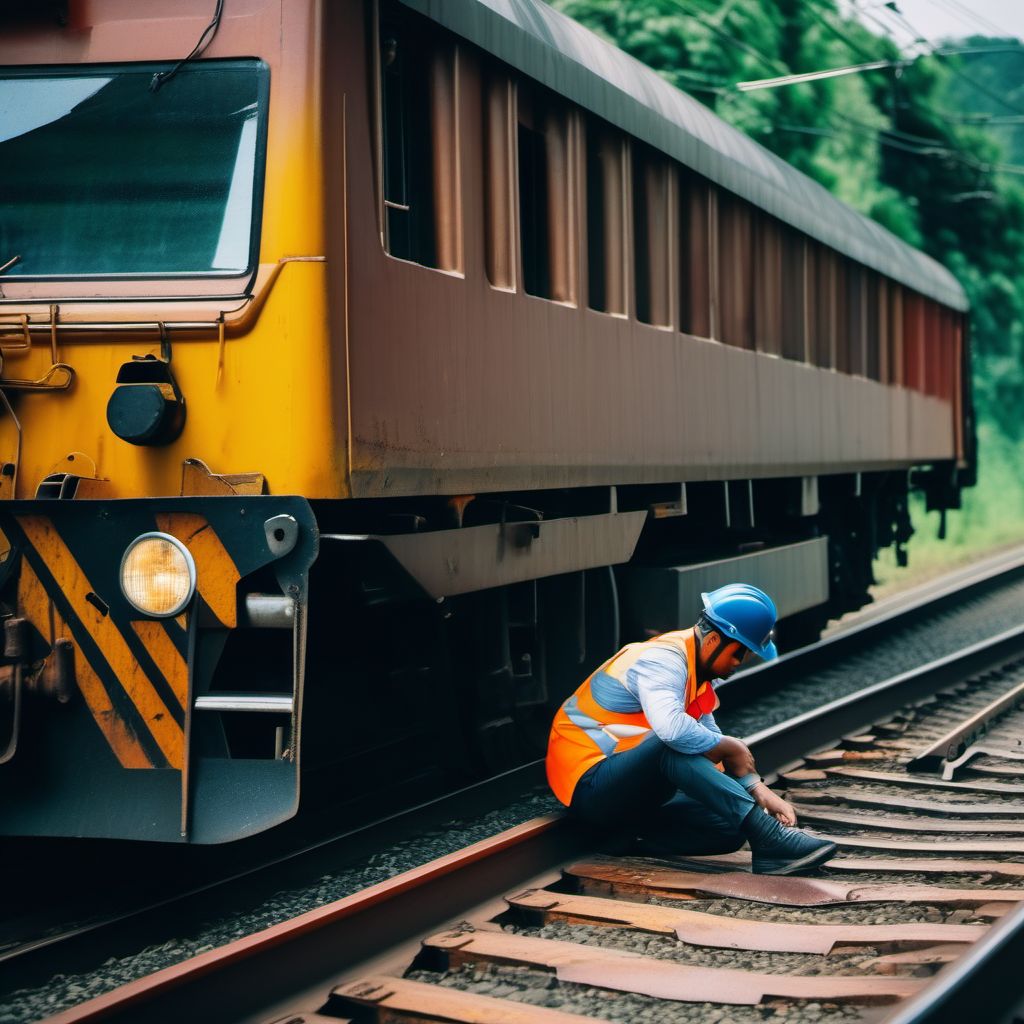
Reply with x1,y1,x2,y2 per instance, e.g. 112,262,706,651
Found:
0,760,548,999
45,814,593,1024
36,622,1024,1024
746,623,1024,776
719,545,1024,707
881,900,1024,1024
908,676,1024,773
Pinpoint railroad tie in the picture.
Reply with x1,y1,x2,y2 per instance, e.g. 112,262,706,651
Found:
564,856,1024,909
328,975,595,1022
783,786,1024,817
625,849,1024,879
793,806,1024,834
424,929,926,1005
505,889,984,954
817,834,1024,854
783,765,1024,794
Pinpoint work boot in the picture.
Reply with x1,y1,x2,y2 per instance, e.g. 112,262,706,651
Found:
741,807,837,875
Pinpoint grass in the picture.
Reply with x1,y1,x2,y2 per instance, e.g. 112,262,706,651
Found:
872,422,1024,597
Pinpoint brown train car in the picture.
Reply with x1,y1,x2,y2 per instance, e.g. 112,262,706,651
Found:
0,0,971,841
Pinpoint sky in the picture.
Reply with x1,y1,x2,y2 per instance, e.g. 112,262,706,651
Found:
845,0,1024,48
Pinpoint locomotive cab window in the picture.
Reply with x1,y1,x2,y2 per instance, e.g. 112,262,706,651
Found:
0,60,267,279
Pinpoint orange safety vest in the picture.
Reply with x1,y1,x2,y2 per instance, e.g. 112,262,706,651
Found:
545,628,718,806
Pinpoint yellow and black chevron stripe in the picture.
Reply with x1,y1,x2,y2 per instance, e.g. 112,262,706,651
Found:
6,513,240,770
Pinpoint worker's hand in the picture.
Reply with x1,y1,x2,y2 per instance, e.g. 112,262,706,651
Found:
753,786,797,827
703,736,756,777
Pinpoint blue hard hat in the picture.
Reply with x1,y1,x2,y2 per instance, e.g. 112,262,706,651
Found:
700,583,778,661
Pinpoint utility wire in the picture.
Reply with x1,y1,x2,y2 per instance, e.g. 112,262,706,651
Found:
150,0,225,92
872,2,1024,117
925,0,1015,40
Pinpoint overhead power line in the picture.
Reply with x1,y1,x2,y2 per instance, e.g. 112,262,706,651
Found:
737,59,898,91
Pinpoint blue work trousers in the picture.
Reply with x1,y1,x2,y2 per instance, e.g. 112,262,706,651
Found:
569,734,756,855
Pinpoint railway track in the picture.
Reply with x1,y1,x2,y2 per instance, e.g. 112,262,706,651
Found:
6,551,1022,1011
40,615,1024,1024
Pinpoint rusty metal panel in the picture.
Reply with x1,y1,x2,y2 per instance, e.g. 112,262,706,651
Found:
398,0,968,311
332,975,594,1022
870,945,969,971
506,889,984,954
565,858,1024,909
426,929,925,1005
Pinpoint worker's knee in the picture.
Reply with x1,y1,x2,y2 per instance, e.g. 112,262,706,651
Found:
657,744,715,784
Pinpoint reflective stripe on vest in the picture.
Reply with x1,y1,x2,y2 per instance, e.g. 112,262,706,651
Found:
545,628,717,806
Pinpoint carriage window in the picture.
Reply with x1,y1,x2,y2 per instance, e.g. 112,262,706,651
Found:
833,257,849,373
924,300,942,397
866,273,883,382
780,227,808,362
808,243,835,369
586,120,625,314
632,144,672,326
755,214,783,356
887,282,904,386
839,261,866,376
902,290,925,391
717,193,754,349
380,13,457,270
483,69,514,289
680,173,712,338
517,82,573,302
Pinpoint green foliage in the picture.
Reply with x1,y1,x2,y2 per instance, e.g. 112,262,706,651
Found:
874,422,1024,590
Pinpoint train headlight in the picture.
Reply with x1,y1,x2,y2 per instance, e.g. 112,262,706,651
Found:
120,533,196,617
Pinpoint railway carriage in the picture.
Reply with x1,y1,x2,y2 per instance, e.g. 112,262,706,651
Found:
0,0,972,841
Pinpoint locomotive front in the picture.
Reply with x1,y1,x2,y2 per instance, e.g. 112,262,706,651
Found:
0,0,332,841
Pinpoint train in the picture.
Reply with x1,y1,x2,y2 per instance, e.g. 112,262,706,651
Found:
0,0,973,842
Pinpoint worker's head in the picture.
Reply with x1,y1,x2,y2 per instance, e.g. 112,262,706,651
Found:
695,584,778,680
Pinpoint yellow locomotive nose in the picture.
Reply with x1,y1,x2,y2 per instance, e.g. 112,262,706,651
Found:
120,533,196,618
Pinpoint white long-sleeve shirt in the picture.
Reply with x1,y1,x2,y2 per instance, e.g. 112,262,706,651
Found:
624,646,723,754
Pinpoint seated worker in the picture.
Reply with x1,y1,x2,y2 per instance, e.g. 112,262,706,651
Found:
546,583,837,875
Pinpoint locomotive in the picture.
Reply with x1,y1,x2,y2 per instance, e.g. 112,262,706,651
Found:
0,0,972,841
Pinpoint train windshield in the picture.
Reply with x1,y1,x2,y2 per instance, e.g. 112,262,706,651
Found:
0,59,267,279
